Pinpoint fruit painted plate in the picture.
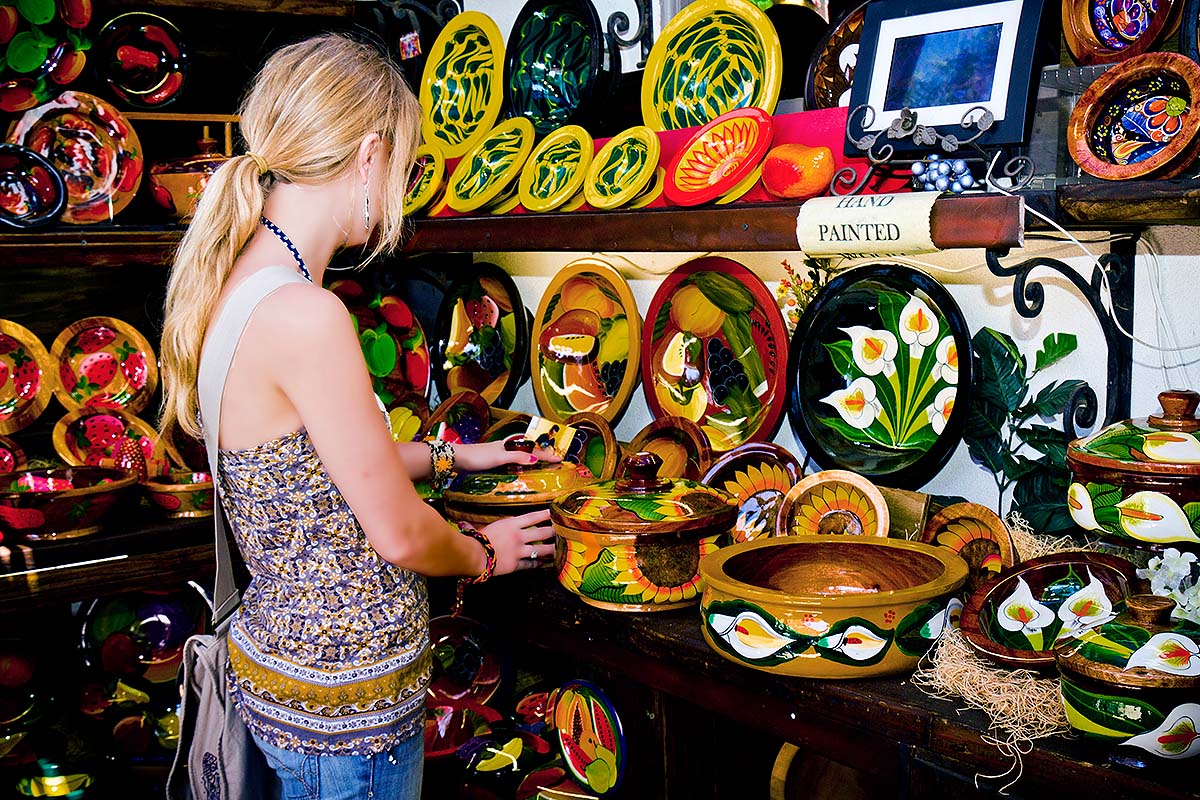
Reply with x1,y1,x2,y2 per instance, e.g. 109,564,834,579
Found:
424,391,491,445
81,587,207,687
531,256,642,425
624,416,712,481
433,263,530,406
50,317,158,414
428,615,501,706
505,0,607,135
564,411,620,480
642,257,788,451
0,0,91,114
419,10,505,160
518,124,594,212
387,396,430,444
8,91,143,224
664,107,774,207
52,407,157,468
0,142,66,229
93,12,188,108
641,0,782,132
0,435,26,473
554,679,625,796
920,501,1017,597
701,442,801,544
583,125,660,210
446,116,535,213
775,469,889,538
1064,0,1177,65
804,1,868,111
0,320,53,435
425,701,502,760
786,264,973,489
404,143,444,216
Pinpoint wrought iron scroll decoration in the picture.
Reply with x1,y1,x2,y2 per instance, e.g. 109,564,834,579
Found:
382,0,462,23
607,0,654,70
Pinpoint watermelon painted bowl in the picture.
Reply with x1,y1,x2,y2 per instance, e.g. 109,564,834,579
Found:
0,466,137,541
142,470,213,519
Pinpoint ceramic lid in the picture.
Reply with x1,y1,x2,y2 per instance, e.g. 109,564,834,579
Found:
150,130,227,176
1068,390,1200,476
551,452,737,535
444,460,594,507
1055,594,1200,690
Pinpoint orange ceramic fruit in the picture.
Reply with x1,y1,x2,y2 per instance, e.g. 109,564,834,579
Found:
761,144,835,200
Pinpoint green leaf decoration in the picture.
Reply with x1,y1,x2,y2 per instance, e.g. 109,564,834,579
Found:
721,313,766,393
652,302,672,343
1015,423,1069,462
1086,482,1123,508
1060,677,1163,736
1023,379,1088,419
1034,332,1078,372
1013,465,1073,532
577,548,619,595
362,332,398,378
499,313,517,359
972,328,1027,413
689,271,756,314
894,599,947,656
824,339,855,379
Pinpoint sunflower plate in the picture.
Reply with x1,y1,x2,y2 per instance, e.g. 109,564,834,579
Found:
518,124,594,212
419,11,506,159
583,126,661,210
775,469,888,538
664,107,773,207
446,117,536,213
702,442,801,544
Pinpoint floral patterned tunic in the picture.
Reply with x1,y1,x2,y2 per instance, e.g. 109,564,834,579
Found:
219,428,431,755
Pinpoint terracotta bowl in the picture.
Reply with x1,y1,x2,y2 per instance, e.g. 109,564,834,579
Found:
142,470,213,518
699,536,968,678
0,466,137,541
1063,0,1178,66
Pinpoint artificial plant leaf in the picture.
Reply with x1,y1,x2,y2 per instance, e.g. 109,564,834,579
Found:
1034,332,1079,372
965,395,1006,440
1022,379,1089,420
972,328,1026,412
1015,423,1069,463
1013,465,1073,532
966,432,1007,476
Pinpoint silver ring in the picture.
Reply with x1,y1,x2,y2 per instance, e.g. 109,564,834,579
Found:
528,545,537,560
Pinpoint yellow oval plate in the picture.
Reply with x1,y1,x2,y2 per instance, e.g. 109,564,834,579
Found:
519,124,594,212
583,126,660,210
404,144,445,216
446,117,536,213
641,0,782,132
419,11,506,159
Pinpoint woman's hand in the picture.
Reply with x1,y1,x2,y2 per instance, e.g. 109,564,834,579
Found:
454,437,562,473
480,509,555,576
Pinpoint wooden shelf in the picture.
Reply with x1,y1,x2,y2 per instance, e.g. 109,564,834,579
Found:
0,226,183,268
102,0,352,15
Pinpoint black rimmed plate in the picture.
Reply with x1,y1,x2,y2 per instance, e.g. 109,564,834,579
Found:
804,1,869,111
94,12,188,108
786,264,973,489
0,143,66,229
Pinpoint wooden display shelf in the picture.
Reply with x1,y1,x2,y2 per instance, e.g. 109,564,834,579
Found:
102,0,352,15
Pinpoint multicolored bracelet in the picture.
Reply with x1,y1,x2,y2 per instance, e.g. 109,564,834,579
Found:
451,520,496,616
426,438,456,492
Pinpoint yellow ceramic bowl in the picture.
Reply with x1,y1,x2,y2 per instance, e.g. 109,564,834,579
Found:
518,124,594,212
700,536,967,678
584,126,660,210
446,117,536,213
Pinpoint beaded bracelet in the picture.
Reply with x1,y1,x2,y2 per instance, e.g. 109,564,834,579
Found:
426,439,456,492
451,521,496,616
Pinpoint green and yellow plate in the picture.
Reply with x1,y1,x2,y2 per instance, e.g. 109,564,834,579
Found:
446,117,535,213
419,11,505,159
404,144,444,216
583,126,660,210
519,124,594,212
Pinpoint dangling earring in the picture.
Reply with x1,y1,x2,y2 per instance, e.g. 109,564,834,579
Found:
363,180,371,234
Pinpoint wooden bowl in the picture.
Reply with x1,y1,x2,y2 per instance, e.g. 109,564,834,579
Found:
1063,0,1179,66
142,469,213,518
0,466,137,541
775,469,889,538
700,536,968,678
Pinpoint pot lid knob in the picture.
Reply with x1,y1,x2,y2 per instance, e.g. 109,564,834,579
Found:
615,452,671,494
1125,593,1176,626
1149,390,1200,431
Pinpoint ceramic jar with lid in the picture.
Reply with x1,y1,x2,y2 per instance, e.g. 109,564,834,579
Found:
1067,390,1200,548
148,126,229,221
549,451,738,612
443,460,596,527
1056,594,1200,760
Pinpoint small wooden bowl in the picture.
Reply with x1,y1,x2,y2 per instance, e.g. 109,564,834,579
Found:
423,391,492,444
775,469,889,538
1063,0,1178,66
919,501,1016,596
0,466,137,541
143,469,214,518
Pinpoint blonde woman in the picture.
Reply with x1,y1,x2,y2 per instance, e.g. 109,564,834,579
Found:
160,34,554,799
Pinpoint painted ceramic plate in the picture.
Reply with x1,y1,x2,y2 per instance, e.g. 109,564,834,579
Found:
775,469,889,538
627,166,666,209
531,257,642,425
50,317,158,414
0,435,26,473
702,442,802,544
0,320,53,435
664,107,774,207
804,1,868,110
52,407,157,467
0,0,91,114
433,263,529,406
446,116,535,213
1068,52,1200,181
642,257,788,452
425,701,502,759
505,0,606,135
554,679,625,796
641,0,782,132
404,144,444,216
93,13,188,108
427,615,501,705
81,587,207,686
624,416,712,481
419,11,506,159
487,180,523,215
518,124,594,212
0,142,66,229
423,391,491,445
8,91,143,224
564,411,620,481
583,126,660,210
1064,0,1177,65
786,264,973,489
482,412,532,442
386,395,431,444
715,164,762,206
920,501,1017,597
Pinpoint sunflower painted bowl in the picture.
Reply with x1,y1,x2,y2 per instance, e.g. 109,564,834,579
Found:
551,452,737,612
663,107,774,207
775,469,889,538
142,469,213,519
0,466,137,541
702,442,801,544
700,536,966,678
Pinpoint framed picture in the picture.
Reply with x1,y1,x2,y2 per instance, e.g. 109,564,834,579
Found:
845,0,1045,154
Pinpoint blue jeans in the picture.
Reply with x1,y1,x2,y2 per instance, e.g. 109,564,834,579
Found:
253,733,423,800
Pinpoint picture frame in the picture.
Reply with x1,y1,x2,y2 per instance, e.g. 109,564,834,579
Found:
845,0,1046,154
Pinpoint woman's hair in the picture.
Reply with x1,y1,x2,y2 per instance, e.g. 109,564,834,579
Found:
159,33,421,439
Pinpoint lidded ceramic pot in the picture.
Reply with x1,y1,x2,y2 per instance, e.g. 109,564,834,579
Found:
443,460,596,527
550,451,738,612
1055,594,1200,760
1067,390,1200,548
148,126,229,221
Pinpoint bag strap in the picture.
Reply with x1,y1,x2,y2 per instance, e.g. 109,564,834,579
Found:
197,266,309,625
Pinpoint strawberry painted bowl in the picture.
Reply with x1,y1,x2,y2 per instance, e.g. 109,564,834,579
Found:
0,319,54,435
142,470,213,519
0,466,137,541
52,407,157,469
50,317,158,414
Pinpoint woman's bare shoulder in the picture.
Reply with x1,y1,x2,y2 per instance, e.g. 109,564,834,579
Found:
252,283,355,351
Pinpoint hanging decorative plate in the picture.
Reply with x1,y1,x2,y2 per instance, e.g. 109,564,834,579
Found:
0,435,26,473
624,416,712,481
518,124,594,212
920,501,1016,596
505,0,606,135
433,263,529,406
554,679,625,796
93,13,188,108
8,91,143,224
0,0,91,114
427,615,501,705
583,125,660,210
404,144,444,216
0,320,53,435
804,1,868,110
702,442,802,544
627,166,667,210
1068,52,1200,181
445,116,535,213
775,469,889,538
715,164,762,206
419,11,506,160
81,588,207,687
786,264,972,489
423,391,491,445
664,107,774,207
0,143,66,229
531,257,642,425
564,411,620,481
50,317,158,414
1064,0,1178,65
482,412,532,442
641,0,782,132
52,407,158,467
642,257,788,452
